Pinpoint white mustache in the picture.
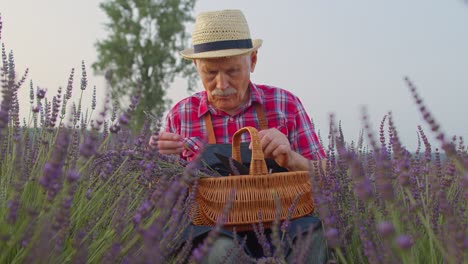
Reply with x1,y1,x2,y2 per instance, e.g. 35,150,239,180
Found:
211,87,237,96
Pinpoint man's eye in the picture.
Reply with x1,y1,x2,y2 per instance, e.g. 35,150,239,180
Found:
228,69,239,75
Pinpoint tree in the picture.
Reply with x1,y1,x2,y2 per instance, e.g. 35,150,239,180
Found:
93,0,197,129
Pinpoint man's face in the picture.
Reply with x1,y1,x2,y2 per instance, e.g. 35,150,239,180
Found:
195,52,257,115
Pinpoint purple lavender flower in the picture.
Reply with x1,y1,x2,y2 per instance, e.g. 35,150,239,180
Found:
0,110,8,128
377,221,395,238
118,114,129,125
325,227,340,248
133,213,142,225
355,178,373,201
133,200,153,226
50,95,61,128
395,234,413,250
36,86,47,99
65,68,74,100
32,104,41,113
109,123,120,133
85,188,92,200
461,172,468,198
29,80,34,104
7,199,19,223
67,169,81,183
40,162,63,201
79,135,97,158
80,60,87,91
281,193,300,235
252,212,272,257
91,85,97,110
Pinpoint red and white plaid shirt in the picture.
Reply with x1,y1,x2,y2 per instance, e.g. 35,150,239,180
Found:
165,82,326,161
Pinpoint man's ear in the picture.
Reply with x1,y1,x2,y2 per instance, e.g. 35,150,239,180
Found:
250,50,258,72
193,59,198,67
250,51,258,73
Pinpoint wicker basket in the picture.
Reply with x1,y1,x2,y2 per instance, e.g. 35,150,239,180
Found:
190,127,314,231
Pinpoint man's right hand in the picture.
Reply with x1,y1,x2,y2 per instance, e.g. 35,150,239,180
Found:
148,131,184,155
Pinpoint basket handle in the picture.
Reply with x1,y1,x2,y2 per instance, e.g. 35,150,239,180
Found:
232,127,268,175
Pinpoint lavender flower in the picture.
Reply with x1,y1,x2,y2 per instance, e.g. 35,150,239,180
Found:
85,188,92,199
32,104,41,113
252,212,272,257
80,60,87,90
118,114,129,125
66,169,81,183
395,234,414,250
36,86,47,99
6,199,19,223
280,193,300,236
79,134,97,158
0,109,8,129
109,123,121,133
40,161,63,201
324,227,340,248
65,68,74,100
377,221,395,238
91,85,97,110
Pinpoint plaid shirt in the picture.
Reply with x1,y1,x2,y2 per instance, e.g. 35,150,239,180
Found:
165,82,326,161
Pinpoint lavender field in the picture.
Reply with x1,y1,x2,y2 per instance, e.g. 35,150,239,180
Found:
0,15,467,264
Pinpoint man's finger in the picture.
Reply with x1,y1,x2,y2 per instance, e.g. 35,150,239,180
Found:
148,135,160,149
259,132,273,151
273,150,288,167
158,131,182,141
257,129,268,139
159,147,184,155
263,140,277,158
158,139,183,150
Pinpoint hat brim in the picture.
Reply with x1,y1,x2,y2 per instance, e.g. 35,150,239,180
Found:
180,39,262,59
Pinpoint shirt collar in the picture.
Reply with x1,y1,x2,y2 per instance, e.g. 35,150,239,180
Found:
197,82,264,118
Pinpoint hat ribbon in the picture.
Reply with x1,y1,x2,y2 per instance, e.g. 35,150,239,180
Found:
194,39,253,53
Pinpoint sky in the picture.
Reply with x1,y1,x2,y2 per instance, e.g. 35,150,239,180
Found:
1,0,467,151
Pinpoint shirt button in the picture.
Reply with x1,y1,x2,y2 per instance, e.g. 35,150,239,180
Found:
229,117,234,121
194,146,199,150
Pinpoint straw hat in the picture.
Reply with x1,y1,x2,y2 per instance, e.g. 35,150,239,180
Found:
180,9,262,59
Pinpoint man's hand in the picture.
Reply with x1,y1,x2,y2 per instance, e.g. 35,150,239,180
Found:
258,128,325,172
149,131,184,155
258,128,292,168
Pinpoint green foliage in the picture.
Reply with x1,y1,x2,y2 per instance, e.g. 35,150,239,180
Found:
92,0,198,130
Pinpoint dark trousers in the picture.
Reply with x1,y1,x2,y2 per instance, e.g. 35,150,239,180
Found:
182,216,329,263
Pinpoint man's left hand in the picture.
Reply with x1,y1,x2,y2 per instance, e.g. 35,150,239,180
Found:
258,128,291,168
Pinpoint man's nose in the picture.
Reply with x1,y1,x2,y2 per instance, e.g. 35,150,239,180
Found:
215,73,229,89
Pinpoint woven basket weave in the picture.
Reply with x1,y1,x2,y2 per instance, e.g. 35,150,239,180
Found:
190,127,314,231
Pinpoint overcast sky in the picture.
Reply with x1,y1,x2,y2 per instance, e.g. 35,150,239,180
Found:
1,0,467,150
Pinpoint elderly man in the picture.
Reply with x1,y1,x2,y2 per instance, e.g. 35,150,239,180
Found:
150,9,328,264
